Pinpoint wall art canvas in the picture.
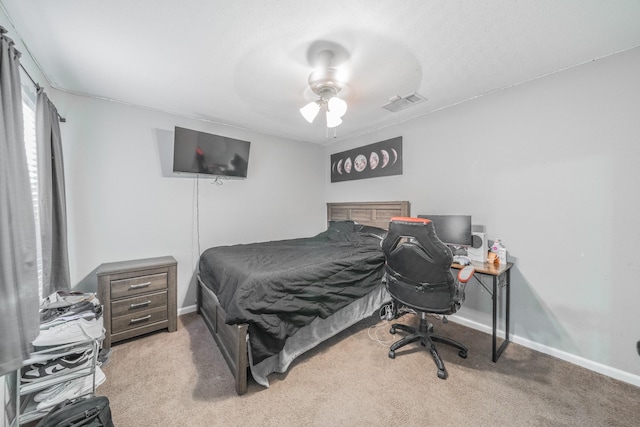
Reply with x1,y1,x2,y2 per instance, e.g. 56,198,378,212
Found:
330,136,402,182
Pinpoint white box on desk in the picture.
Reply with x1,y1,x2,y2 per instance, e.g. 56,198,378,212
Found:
468,231,487,263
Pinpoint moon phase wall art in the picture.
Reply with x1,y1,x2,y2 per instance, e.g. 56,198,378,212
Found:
330,136,403,182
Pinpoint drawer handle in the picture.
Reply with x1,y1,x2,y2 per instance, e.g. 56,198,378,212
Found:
130,300,152,309
129,282,151,290
130,315,151,324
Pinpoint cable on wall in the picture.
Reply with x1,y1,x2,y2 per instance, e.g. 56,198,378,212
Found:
196,175,201,257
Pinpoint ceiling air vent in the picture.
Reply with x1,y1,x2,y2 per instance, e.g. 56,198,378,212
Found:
381,92,426,113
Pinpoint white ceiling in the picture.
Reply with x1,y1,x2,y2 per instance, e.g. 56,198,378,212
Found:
2,1,640,145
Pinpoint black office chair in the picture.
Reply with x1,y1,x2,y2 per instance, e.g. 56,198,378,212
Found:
382,217,475,379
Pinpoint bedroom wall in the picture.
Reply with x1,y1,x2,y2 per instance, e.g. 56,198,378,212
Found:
50,93,326,313
324,47,640,385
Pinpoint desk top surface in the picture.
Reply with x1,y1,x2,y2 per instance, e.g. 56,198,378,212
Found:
452,261,513,276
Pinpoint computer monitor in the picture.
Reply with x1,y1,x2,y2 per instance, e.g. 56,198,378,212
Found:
417,214,472,247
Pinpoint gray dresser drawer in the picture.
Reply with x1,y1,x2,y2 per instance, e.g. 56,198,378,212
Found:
110,272,167,299
110,290,168,318
111,306,168,334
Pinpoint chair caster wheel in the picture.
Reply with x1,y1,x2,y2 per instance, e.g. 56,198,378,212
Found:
389,327,396,335
459,350,468,359
388,350,395,359
437,370,447,380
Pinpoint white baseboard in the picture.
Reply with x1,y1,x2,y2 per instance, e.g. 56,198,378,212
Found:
178,304,198,316
450,315,640,388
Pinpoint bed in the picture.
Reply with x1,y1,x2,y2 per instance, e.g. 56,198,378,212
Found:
196,201,410,394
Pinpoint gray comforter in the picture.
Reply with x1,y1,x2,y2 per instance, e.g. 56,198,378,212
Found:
198,221,386,363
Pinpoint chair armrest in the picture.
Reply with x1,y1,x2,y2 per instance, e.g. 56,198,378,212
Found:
452,266,475,311
457,266,475,283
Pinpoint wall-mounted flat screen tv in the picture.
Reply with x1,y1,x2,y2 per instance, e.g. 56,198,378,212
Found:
172,126,250,178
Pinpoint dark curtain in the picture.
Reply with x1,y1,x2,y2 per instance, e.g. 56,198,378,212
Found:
0,27,39,376
36,88,70,295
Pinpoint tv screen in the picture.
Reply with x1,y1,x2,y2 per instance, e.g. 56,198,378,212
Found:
417,214,472,247
172,126,250,178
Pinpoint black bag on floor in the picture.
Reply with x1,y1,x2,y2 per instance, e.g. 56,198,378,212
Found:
36,396,114,427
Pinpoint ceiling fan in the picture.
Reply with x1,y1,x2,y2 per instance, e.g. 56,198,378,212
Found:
299,49,348,129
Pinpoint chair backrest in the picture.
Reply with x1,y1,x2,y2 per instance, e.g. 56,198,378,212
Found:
382,217,457,314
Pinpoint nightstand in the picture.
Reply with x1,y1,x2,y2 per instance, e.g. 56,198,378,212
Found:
97,256,177,349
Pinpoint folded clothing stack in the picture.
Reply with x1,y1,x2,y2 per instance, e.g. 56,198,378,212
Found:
22,348,95,383
21,291,108,410
32,366,106,411
34,291,105,348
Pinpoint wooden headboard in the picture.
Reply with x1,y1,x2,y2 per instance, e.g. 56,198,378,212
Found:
327,201,410,230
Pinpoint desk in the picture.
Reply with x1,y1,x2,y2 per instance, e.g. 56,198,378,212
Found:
452,261,513,362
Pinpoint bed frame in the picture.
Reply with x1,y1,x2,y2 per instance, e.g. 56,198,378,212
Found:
197,200,410,395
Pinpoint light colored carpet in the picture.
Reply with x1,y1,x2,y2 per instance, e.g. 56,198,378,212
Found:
97,313,640,426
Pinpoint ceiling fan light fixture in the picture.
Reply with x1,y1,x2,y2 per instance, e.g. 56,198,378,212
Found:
301,48,349,131
300,101,320,123
326,110,343,128
327,96,347,117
